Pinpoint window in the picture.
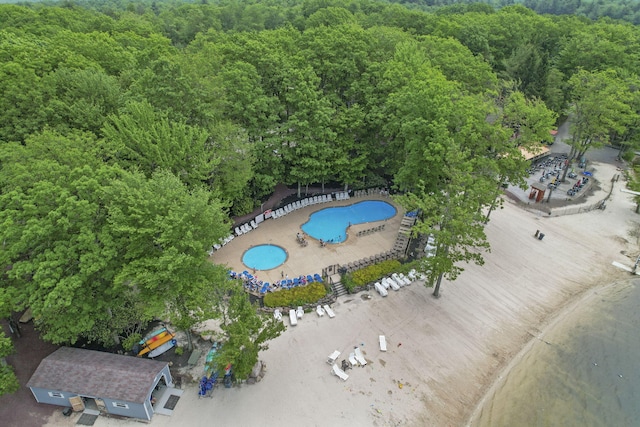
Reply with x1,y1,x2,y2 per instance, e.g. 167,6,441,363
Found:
112,402,129,409
48,392,64,398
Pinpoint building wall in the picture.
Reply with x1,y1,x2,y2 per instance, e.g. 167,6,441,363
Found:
30,387,76,407
102,398,149,420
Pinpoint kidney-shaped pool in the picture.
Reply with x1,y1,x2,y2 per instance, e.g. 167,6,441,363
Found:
301,200,396,243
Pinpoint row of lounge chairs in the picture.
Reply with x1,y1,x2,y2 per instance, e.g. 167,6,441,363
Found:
352,188,389,197
373,272,413,297
235,220,259,237
271,195,333,219
209,233,235,255
356,224,385,237
277,303,335,327
334,191,350,201
229,270,324,295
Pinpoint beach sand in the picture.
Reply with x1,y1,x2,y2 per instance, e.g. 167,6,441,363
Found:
43,162,639,427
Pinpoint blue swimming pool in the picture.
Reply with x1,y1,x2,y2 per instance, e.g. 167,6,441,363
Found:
242,244,287,270
301,200,396,243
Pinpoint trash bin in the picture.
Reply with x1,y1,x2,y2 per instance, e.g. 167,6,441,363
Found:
62,407,73,417
538,233,545,240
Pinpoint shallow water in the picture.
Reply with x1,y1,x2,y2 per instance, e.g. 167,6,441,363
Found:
472,279,640,427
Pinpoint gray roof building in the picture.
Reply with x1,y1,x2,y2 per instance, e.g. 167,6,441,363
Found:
27,347,175,420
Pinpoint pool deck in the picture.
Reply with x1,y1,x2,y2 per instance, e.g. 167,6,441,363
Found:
208,195,406,287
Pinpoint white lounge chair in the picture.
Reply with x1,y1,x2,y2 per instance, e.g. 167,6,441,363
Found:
250,220,258,229
354,347,367,366
316,305,325,317
235,227,243,236
386,277,400,291
398,273,412,285
289,309,297,326
379,335,387,352
296,306,304,319
327,350,341,365
331,363,349,381
323,304,335,318
392,273,405,287
349,352,358,366
242,224,251,233
274,309,282,321
380,278,390,289
374,282,388,297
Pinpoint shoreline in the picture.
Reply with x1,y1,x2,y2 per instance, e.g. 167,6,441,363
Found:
464,277,633,426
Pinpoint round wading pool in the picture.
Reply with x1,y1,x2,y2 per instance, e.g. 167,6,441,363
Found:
242,244,288,271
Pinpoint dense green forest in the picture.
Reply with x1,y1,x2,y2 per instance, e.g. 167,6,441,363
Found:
1,0,639,392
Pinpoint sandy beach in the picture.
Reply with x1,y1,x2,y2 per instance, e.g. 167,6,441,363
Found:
43,161,639,427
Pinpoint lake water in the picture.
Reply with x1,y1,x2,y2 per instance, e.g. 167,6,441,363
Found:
471,279,640,427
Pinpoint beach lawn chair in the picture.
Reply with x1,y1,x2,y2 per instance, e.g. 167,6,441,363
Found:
349,352,358,366
316,305,325,317
354,347,367,366
323,304,335,318
331,364,349,381
374,282,388,297
289,309,298,326
386,277,400,291
327,350,341,365
314,273,323,282
398,273,412,285
260,282,270,294
307,274,314,283
379,335,387,352
235,227,243,236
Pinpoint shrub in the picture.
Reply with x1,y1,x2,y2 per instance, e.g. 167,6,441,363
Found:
347,259,402,287
174,346,184,356
263,282,327,307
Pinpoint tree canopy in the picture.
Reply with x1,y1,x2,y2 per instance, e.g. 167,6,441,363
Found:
1,0,640,389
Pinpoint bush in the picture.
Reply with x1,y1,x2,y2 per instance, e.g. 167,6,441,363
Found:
345,259,402,291
263,282,327,307
174,346,184,356
122,333,142,352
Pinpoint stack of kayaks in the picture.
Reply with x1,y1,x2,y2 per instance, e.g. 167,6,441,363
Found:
137,326,177,358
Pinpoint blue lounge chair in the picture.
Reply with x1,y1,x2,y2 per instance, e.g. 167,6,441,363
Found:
307,275,314,283
260,282,270,294
293,278,300,286
314,274,323,282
